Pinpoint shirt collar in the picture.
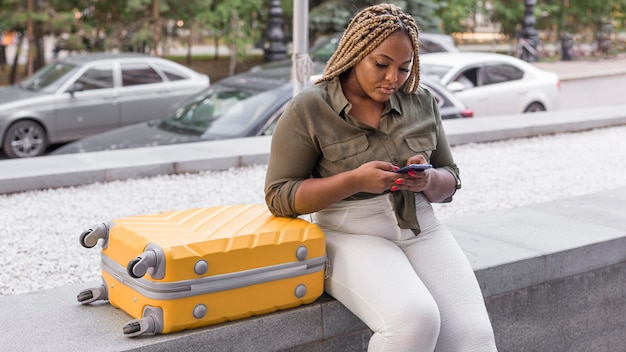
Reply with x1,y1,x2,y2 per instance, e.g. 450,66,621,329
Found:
327,77,404,117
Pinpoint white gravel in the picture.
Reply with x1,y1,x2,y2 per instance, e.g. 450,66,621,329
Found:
1,125,625,297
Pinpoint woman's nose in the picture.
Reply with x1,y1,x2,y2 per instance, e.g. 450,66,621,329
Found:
385,68,398,83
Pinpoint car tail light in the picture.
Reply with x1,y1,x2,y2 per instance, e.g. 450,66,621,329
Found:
461,108,474,118
556,80,561,90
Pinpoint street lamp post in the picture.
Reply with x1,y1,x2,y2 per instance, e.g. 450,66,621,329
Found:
264,0,288,62
519,0,540,62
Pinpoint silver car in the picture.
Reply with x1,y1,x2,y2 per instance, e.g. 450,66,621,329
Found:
0,53,210,158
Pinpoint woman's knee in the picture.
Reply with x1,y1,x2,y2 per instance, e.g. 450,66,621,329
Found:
374,298,442,349
436,314,497,351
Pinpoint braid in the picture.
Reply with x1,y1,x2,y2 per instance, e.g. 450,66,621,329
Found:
316,4,421,93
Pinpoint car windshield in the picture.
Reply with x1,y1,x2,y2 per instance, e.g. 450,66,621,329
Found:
420,64,453,80
309,33,341,62
158,84,283,138
19,62,78,92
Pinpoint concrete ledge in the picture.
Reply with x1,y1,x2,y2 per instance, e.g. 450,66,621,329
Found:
1,187,624,351
2,105,626,195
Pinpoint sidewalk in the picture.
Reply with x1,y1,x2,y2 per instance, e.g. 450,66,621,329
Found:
532,53,626,80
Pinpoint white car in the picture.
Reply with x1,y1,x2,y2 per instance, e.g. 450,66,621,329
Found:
420,52,561,117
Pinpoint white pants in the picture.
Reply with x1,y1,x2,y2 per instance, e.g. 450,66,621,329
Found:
312,194,497,352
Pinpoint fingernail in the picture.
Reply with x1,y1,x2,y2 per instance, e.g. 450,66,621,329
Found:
395,178,404,185
408,171,418,178
390,186,398,192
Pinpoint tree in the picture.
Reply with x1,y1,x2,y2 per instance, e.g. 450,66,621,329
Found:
197,0,265,75
437,0,478,33
488,0,626,42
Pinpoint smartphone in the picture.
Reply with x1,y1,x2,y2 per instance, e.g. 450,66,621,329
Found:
394,164,433,173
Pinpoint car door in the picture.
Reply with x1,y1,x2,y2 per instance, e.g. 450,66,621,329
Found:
449,65,492,116
117,61,178,125
477,63,525,116
53,63,121,141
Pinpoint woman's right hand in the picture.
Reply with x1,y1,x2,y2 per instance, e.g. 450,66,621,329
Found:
352,161,400,194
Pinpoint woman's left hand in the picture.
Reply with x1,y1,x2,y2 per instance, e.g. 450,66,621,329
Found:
391,155,430,193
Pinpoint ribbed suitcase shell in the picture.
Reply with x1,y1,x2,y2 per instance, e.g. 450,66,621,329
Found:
78,204,327,336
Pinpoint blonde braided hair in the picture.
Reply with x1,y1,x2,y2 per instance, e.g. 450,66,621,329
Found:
316,3,421,93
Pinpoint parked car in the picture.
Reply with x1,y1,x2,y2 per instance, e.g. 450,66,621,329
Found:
420,52,562,117
0,53,210,158
51,69,471,155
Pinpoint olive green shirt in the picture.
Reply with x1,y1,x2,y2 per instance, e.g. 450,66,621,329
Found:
265,77,461,234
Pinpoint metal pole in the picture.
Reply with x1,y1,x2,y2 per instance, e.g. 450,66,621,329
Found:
292,0,311,97
520,0,540,62
264,0,287,62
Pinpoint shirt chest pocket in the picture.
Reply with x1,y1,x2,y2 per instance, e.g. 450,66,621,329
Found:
320,134,370,172
404,133,436,160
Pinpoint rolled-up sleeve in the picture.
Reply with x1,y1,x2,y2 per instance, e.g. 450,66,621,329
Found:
429,96,461,202
264,95,320,217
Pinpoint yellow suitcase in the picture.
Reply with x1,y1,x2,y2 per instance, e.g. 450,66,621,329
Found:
77,204,327,337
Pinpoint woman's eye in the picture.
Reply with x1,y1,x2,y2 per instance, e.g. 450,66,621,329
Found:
399,67,410,73
375,62,388,68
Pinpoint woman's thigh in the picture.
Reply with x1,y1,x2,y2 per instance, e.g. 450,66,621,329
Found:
324,232,441,338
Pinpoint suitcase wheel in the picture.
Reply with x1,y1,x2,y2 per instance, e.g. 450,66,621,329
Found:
123,306,163,337
122,317,157,337
77,284,108,304
127,250,158,279
127,257,144,278
123,321,142,336
126,247,165,279
79,223,109,248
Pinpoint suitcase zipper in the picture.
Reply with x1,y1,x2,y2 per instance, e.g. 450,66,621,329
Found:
101,254,327,300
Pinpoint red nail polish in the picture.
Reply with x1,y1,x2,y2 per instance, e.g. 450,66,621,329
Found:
390,186,398,192
395,178,404,185
408,171,418,178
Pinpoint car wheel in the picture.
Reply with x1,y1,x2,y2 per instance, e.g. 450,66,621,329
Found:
2,120,49,158
524,102,546,113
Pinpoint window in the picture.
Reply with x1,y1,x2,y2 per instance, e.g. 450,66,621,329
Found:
121,63,163,86
75,65,114,90
155,63,189,81
481,64,524,85
454,67,479,89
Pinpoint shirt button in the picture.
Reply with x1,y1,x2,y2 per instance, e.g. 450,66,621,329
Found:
382,135,389,140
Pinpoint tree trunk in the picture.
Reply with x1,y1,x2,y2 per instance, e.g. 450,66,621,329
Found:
229,9,238,76
186,24,193,66
9,31,24,84
26,0,34,76
152,0,160,56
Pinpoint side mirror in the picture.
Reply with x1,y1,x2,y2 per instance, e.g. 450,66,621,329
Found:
67,82,85,95
446,82,466,93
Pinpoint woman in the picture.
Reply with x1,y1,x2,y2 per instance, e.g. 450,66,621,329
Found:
265,4,497,351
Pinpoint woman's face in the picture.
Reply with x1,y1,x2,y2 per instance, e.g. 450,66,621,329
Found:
348,30,414,103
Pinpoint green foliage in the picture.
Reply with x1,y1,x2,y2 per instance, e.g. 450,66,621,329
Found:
488,0,524,37
437,0,477,33
1,0,625,74
488,0,626,39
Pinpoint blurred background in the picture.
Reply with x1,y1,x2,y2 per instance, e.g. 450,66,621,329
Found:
1,0,625,85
